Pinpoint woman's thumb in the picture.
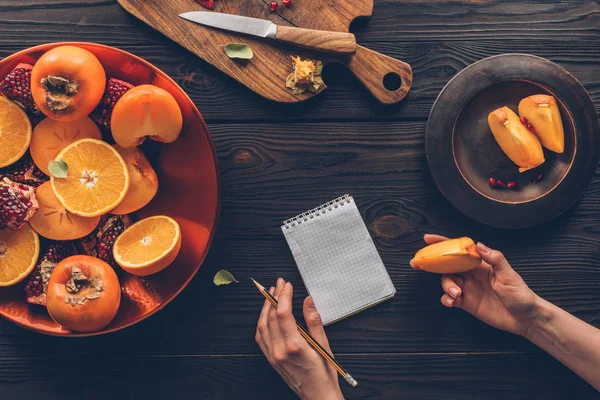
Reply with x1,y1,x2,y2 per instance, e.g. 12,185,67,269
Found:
303,296,332,353
477,242,513,275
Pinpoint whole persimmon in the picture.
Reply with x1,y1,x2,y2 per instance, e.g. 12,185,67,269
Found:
111,85,183,148
46,255,120,332
31,46,106,122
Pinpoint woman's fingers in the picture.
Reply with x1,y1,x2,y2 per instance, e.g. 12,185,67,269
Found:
424,234,450,244
441,293,463,308
268,279,286,350
256,286,276,352
277,282,302,344
303,296,332,353
477,242,514,276
441,274,464,298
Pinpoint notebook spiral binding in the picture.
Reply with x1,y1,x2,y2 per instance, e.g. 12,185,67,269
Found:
283,194,352,229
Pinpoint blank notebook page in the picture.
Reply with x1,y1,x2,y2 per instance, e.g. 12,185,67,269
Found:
282,195,396,325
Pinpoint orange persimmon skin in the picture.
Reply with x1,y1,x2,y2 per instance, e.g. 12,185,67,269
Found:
31,46,106,122
111,85,183,148
46,255,120,332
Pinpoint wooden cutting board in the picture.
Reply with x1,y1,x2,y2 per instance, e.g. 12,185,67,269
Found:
117,0,412,104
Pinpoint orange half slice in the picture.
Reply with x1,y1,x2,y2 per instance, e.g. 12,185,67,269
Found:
113,215,181,276
51,138,130,217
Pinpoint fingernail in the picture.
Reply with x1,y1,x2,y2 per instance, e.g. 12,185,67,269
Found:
284,282,292,290
450,287,459,297
307,296,316,310
477,242,490,254
276,278,284,287
446,298,454,307
269,286,275,295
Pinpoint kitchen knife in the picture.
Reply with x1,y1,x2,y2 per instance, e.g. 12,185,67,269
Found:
179,11,357,55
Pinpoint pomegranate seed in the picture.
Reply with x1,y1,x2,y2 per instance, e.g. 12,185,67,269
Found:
507,181,516,189
536,173,543,182
526,123,535,132
489,177,498,187
283,0,292,5
520,117,528,126
497,180,506,188
270,1,278,11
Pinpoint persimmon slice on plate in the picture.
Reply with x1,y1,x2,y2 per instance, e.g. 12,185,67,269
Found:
29,182,100,240
51,138,130,217
30,117,102,175
0,96,32,168
113,215,181,276
0,223,40,286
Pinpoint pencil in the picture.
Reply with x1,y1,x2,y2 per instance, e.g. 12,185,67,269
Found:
251,278,358,387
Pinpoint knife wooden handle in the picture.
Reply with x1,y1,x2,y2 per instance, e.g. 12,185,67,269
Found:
276,26,356,55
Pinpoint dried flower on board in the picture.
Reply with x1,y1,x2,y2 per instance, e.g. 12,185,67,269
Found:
286,56,326,95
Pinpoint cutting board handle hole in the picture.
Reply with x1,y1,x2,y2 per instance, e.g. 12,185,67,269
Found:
383,73,402,92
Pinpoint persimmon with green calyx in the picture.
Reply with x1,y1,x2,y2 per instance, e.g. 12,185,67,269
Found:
31,46,106,122
111,85,183,148
46,255,120,332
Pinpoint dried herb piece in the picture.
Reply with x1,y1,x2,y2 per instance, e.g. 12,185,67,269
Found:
223,44,254,60
286,56,326,95
195,0,215,10
48,160,68,179
214,270,239,286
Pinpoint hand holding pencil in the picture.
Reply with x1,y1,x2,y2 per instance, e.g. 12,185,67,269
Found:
255,278,346,400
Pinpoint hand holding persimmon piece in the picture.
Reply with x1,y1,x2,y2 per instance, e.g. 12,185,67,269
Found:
111,85,182,148
30,117,102,175
46,255,120,332
110,145,158,215
31,46,106,122
29,182,100,241
113,215,181,276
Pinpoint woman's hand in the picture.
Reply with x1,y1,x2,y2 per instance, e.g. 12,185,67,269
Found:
256,278,343,400
411,234,539,336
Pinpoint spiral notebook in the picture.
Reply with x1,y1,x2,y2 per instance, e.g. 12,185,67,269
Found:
281,195,396,325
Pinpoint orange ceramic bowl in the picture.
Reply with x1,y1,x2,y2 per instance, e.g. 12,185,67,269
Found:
0,43,220,336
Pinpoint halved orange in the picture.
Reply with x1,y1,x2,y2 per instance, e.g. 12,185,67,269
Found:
51,138,130,217
0,223,40,286
0,96,32,168
30,117,102,175
29,182,100,240
113,215,181,276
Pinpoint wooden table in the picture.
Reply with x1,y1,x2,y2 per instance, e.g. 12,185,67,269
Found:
1,1,599,398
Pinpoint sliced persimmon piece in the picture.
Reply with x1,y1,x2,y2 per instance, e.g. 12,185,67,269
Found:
29,182,100,240
30,117,102,175
113,215,181,276
0,223,40,286
111,85,182,148
51,138,130,217
110,145,158,215
0,96,32,168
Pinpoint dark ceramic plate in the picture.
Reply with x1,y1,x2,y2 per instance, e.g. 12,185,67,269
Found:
426,54,600,229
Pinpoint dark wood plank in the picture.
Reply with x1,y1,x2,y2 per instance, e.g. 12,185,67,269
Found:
0,1,596,121
0,122,598,357
0,352,597,399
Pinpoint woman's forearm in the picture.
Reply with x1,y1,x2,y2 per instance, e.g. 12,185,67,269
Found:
525,295,600,391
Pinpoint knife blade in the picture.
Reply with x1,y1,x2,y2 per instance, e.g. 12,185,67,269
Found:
179,11,356,55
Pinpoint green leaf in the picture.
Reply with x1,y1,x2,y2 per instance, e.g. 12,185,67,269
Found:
223,44,254,60
48,160,68,179
213,270,239,286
